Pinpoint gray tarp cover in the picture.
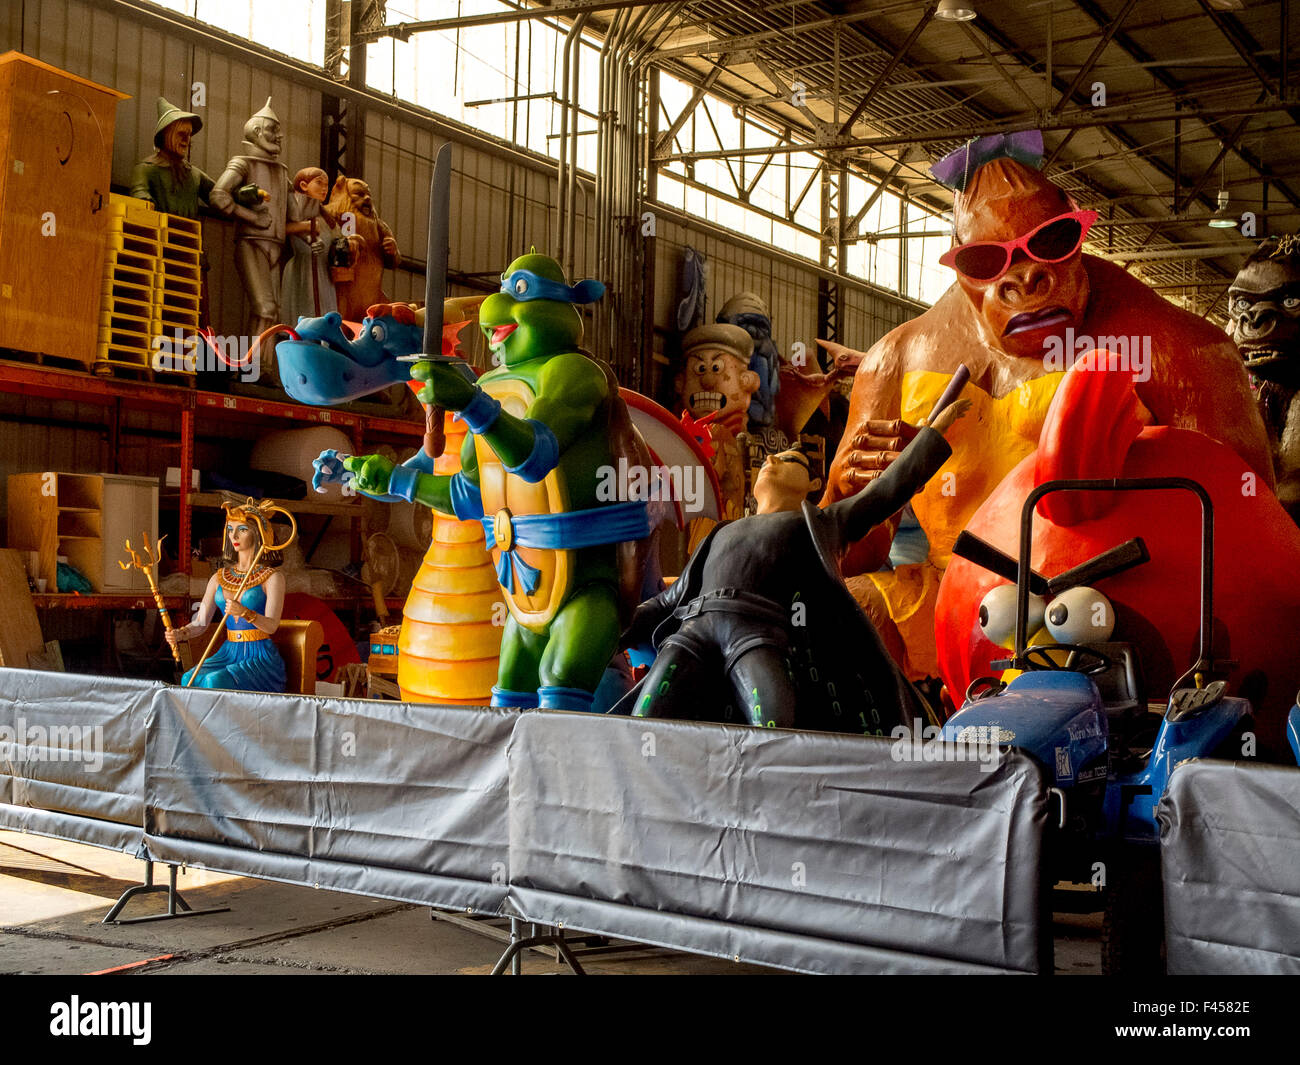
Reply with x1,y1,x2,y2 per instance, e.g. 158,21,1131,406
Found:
0,669,152,853
1159,759,1300,974
0,669,1049,973
507,713,1049,974
143,683,517,914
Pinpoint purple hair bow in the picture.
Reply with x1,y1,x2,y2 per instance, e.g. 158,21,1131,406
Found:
930,130,1045,192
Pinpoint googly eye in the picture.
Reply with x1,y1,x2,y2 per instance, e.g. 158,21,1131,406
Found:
1044,586,1115,644
370,324,386,343
977,584,1044,650
514,277,529,296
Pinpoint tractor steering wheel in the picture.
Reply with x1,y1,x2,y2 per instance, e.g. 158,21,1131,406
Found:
1022,643,1113,676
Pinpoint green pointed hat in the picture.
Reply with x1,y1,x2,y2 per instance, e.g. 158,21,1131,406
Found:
153,96,202,147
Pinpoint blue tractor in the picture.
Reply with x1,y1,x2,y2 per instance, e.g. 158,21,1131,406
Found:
942,476,1258,974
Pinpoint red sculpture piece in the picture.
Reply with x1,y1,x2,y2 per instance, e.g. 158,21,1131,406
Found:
935,363,1300,762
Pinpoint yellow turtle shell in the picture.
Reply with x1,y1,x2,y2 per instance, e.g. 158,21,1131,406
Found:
474,375,572,632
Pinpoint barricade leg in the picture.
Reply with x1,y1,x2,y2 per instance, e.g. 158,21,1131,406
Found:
102,861,232,925
490,918,586,976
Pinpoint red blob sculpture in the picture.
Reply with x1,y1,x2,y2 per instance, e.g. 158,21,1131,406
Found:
935,363,1300,762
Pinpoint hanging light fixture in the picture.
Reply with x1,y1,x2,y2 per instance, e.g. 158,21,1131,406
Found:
1208,189,1237,228
1207,157,1237,228
935,0,978,21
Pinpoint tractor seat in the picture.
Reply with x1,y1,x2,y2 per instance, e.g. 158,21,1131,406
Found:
1085,641,1146,724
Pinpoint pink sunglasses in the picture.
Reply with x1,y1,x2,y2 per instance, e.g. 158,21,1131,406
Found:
940,209,1098,282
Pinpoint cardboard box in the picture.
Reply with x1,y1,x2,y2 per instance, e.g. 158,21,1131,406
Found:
165,467,200,489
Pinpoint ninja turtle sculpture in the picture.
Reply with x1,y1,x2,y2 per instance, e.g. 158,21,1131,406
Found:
323,253,650,711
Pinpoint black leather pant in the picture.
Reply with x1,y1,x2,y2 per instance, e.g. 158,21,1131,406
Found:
630,611,798,729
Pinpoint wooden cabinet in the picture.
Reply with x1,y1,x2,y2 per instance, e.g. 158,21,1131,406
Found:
0,53,127,367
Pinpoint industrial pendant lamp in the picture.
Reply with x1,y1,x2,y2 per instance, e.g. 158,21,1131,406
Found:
935,0,978,21
1207,158,1237,228
1207,189,1237,228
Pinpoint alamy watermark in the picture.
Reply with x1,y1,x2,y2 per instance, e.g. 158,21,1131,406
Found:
890,717,1002,773
0,718,104,773
152,328,262,382
595,458,706,514
1043,328,1151,382
50,997,151,1045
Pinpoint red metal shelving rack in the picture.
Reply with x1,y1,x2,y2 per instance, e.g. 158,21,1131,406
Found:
1,358,421,608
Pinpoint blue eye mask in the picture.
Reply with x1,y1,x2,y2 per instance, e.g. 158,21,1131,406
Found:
500,269,605,304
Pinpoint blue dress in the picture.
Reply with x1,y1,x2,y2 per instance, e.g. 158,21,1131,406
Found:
182,572,288,693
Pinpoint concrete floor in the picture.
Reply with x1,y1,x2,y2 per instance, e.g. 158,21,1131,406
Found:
0,829,1100,975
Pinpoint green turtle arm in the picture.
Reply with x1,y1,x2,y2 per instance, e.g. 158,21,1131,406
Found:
410,430,481,515
477,352,608,469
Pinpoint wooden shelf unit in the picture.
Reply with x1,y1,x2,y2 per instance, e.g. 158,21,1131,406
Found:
7,472,105,592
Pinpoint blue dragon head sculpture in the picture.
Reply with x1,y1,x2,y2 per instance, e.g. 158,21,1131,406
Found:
278,301,482,406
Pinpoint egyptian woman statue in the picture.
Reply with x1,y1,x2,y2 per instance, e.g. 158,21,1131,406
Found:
166,499,288,692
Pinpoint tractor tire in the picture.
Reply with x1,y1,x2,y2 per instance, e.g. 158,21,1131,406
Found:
1101,846,1165,975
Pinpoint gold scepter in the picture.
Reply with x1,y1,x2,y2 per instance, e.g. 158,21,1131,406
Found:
186,500,298,688
120,533,181,665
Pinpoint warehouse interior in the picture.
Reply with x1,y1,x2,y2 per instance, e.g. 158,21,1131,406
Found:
0,0,1298,986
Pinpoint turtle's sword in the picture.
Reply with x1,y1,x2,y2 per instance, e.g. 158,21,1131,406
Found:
419,143,453,459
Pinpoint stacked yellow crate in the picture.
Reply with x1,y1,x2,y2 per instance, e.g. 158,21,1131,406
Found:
155,212,201,376
96,193,198,380
96,194,160,377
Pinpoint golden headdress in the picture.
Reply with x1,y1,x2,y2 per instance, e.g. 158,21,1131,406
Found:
220,497,297,552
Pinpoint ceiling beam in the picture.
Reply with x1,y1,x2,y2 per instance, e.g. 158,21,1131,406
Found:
657,98,1287,163
1050,0,1141,115
843,157,908,241
356,1,666,40
1096,243,1259,262
837,3,936,135
961,21,1041,114
1175,110,1255,215
1197,0,1283,97
654,56,729,155
650,0,923,62
1066,0,1300,211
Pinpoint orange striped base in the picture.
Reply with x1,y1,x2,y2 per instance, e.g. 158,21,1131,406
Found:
396,414,505,703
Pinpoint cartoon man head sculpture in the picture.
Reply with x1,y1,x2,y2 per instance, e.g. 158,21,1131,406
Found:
243,97,283,161
676,323,759,434
752,448,821,514
154,96,201,154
